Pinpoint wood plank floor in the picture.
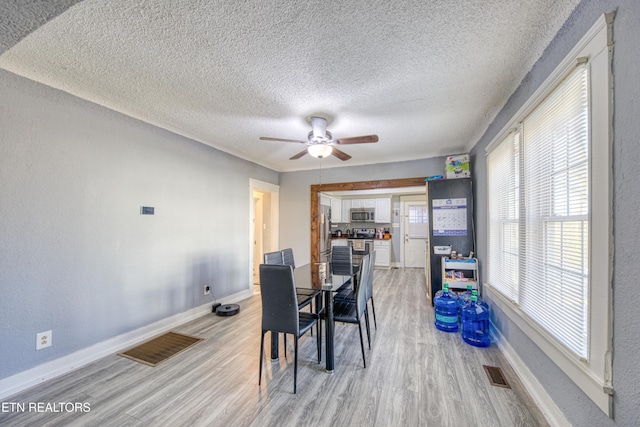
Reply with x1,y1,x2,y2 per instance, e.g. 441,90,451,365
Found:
0,268,548,426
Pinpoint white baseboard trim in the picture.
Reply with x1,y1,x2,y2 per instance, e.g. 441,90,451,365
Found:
491,325,570,427
0,289,252,400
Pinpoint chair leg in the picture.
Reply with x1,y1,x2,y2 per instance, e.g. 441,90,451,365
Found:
259,330,265,386
294,338,298,394
309,301,313,336
364,309,371,349
283,334,287,357
371,298,377,329
318,316,323,362
357,321,367,369
316,321,321,363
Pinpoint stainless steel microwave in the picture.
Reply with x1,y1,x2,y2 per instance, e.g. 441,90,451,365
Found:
350,208,375,222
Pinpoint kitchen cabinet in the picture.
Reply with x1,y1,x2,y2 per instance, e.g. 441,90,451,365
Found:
321,194,331,207
350,198,375,208
341,199,351,223
374,240,391,268
331,198,342,223
375,198,391,223
363,199,376,208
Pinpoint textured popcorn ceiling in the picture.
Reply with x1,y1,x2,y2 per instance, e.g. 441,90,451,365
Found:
0,0,580,172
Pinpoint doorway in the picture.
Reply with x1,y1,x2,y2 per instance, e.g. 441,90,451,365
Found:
310,177,427,265
249,179,279,291
253,191,264,285
401,197,428,268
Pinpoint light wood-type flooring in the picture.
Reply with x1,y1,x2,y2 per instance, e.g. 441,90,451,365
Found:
1,268,548,426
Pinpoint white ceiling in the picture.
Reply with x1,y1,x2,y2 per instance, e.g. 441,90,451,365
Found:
0,0,580,172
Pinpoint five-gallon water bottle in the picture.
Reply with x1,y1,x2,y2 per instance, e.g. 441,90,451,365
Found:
471,289,490,312
461,295,491,347
457,284,474,312
434,283,459,332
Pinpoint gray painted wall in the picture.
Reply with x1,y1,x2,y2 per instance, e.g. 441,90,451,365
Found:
470,0,639,425
0,69,278,379
279,157,444,266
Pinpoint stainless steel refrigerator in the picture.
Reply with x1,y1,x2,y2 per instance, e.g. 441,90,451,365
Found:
319,204,332,263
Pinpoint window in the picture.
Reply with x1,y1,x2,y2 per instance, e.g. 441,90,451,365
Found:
408,205,428,238
485,14,612,415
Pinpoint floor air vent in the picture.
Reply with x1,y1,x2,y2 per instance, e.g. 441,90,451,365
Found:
483,365,511,389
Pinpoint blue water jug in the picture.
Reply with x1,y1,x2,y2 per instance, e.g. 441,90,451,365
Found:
458,285,473,305
457,284,474,319
461,295,490,347
434,283,459,332
471,289,489,312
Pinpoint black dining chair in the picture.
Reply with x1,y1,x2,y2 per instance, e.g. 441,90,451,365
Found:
281,248,296,269
282,248,320,313
258,264,321,393
333,253,371,368
263,251,284,265
331,245,359,294
265,249,316,313
366,250,377,331
334,249,378,343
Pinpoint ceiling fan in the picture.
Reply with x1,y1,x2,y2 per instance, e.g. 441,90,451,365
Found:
260,116,378,161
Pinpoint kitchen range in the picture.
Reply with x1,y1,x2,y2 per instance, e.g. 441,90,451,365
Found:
346,228,374,264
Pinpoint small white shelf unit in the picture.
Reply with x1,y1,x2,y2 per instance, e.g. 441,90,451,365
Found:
441,257,478,291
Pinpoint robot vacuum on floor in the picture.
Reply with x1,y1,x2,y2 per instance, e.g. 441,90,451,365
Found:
216,303,240,316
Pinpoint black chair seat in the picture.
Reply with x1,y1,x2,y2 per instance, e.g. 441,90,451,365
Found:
333,299,359,323
297,288,320,303
298,312,319,334
334,286,355,302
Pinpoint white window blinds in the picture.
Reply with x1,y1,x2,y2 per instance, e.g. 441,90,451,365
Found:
487,131,520,302
521,64,589,358
487,64,590,358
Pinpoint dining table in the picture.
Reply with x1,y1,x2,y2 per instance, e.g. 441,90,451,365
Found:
269,262,349,373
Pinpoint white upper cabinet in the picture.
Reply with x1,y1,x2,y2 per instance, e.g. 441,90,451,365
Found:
375,198,391,223
351,199,363,208
331,198,342,222
341,199,351,223
363,199,376,208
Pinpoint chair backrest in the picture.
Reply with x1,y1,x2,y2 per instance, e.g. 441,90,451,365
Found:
331,246,353,276
259,264,299,335
264,251,284,265
355,254,371,317
281,248,295,269
366,250,376,300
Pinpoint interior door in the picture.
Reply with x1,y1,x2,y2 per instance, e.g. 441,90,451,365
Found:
403,201,428,268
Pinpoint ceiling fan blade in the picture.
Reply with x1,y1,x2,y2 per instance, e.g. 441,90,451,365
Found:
260,136,306,143
289,149,308,160
331,147,352,161
334,134,379,145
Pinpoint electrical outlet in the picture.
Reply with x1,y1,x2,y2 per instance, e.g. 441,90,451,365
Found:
203,285,210,295
36,330,52,350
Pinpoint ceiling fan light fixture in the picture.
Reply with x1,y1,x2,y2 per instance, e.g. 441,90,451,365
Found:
310,116,327,140
307,144,333,158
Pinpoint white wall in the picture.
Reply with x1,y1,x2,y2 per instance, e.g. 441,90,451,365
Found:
0,69,278,380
